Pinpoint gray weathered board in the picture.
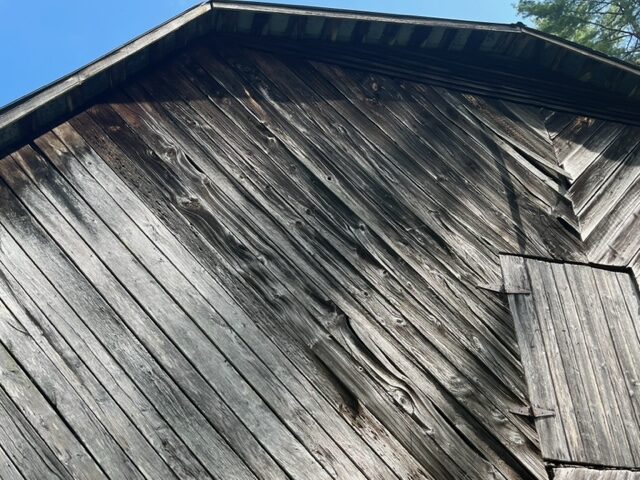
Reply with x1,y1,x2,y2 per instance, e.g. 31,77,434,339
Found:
0,38,639,479
554,468,640,480
541,111,640,276
501,255,640,468
0,43,589,480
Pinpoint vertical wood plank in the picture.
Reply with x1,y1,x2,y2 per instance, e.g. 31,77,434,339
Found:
526,260,584,460
550,262,616,464
503,256,640,468
564,263,635,466
500,255,569,461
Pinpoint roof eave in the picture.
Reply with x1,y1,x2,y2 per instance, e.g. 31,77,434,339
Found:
2,0,640,157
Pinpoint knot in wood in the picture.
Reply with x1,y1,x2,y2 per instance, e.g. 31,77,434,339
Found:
391,387,415,415
177,196,200,208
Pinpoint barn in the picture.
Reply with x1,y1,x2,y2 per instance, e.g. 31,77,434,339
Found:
0,2,639,479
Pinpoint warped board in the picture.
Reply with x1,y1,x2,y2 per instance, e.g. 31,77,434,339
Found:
501,256,640,468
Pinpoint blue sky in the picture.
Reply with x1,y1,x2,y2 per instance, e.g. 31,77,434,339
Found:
0,0,519,109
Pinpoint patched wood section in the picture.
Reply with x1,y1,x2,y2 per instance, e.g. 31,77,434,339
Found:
0,44,600,480
543,110,640,277
554,468,640,480
501,256,640,468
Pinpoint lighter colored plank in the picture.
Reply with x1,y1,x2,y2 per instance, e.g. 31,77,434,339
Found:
538,262,601,461
0,443,25,480
550,262,620,465
500,255,569,461
506,257,640,467
579,146,640,239
0,340,106,480
592,267,640,463
526,260,584,460
0,386,71,480
555,467,640,480
616,272,640,384
0,274,159,480
0,252,208,479
565,263,637,466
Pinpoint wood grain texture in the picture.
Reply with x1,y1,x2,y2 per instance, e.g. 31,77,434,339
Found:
554,468,640,480
0,40,638,480
501,256,640,468
543,111,640,276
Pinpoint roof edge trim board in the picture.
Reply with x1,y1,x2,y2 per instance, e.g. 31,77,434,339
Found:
0,2,213,155
209,1,520,31
210,1,640,79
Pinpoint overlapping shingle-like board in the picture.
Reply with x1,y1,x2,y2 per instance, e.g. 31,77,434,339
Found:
542,113,640,276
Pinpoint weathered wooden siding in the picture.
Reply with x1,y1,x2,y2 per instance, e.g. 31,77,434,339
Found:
501,256,640,468
541,112,640,278
0,41,636,479
554,469,640,480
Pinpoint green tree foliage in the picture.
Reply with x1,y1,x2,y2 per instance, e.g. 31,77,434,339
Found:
516,0,640,63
